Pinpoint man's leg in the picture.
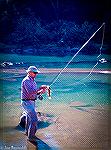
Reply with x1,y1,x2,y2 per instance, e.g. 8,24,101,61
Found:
25,114,30,136
28,109,38,138
21,101,38,140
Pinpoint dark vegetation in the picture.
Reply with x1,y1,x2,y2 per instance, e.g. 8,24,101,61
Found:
0,0,110,56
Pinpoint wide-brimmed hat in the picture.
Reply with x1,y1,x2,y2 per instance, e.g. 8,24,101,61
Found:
26,66,40,73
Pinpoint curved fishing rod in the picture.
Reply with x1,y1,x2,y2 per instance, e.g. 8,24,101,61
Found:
46,22,105,98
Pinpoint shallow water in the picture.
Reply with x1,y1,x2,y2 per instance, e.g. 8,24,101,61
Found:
0,54,111,106
1,70,111,106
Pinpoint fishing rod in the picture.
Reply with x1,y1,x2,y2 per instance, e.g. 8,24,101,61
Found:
46,22,105,99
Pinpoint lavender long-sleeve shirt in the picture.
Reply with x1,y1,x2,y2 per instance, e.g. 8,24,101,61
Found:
21,75,38,100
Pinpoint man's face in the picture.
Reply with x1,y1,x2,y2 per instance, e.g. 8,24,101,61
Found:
28,71,38,78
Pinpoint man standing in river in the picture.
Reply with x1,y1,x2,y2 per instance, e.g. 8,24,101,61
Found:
21,66,47,142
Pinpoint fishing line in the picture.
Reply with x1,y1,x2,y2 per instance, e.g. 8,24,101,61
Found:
69,22,106,86
49,22,105,88
97,22,105,59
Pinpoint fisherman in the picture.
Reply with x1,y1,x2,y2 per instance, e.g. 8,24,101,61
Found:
20,66,47,142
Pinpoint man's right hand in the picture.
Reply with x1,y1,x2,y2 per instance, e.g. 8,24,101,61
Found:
38,85,47,94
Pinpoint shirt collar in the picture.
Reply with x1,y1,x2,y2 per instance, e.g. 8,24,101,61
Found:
27,75,35,81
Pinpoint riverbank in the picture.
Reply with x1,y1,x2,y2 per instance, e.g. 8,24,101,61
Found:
1,68,111,74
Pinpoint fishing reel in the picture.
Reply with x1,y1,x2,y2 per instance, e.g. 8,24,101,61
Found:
38,94,43,100
38,85,51,100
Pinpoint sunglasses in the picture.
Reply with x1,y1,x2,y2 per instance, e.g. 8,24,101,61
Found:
33,72,38,74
